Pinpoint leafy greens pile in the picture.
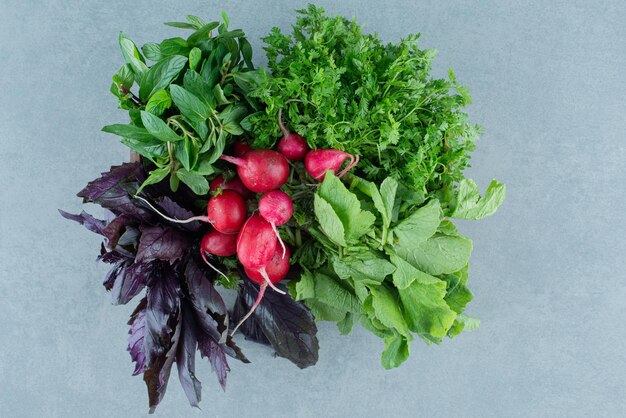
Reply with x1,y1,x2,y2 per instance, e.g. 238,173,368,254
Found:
62,5,504,413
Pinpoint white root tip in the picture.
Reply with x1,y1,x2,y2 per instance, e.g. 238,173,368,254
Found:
134,195,209,224
201,251,230,281
337,154,359,178
271,223,287,259
231,282,267,336
260,268,286,295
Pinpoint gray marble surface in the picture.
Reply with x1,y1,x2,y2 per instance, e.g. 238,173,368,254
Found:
1,0,625,417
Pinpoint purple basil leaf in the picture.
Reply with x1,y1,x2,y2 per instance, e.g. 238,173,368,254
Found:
176,303,202,408
144,265,181,369
111,261,154,305
223,335,250,363
155,196,202,232
197,334,230,391
77,163,150,219
143,306,182,414
136,225,188,264
118,226,140,247
184,260,229,343
103,259,131,291
233,279,319,369
77,163,141,201
102,214,131,248
128,298,148,375
99,243,135,264
59,210,106,235
231,292,270,345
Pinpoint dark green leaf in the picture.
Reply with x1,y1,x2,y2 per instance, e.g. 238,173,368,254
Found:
145,89,172,116
139,55,188,101
189,47,202,71
140,111,183,142
176,169,209,195
170,85,211,123
102,124,154,142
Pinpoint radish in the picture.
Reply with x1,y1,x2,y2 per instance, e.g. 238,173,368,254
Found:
276,108,309,161
236,214,284,295
199,229,237,280
220,150,290,193
231,245,292,335
304,149,360,181
210,175,252,199
134,189,246,234
258,190,293,258
234,140,251,157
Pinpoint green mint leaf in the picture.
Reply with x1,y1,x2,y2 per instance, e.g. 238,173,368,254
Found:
176,169,209,195
139,111,183,142
102,124,154,142
313,194,347,246
145,89,172,116
175,139,192,171
194,159,217,176
183,70,214,108
189,47,202,71
381,333,410,369
388,253,439,289
369,286,411,337
164,21,196,29
399,279,457,338
186,15,206,29
110,64,135,97
141,42,161,61
170,85,211,123
450,179,506,220
396,233,473,276
158,38,190,58
212,84,231,105
118,33,148,80
139,55,188,101
318,173,375,241
136,166,170,195
239,38,254,69
187,22,220,45
392,199,441,245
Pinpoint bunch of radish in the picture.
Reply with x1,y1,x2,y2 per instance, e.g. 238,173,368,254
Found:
136,109,359,334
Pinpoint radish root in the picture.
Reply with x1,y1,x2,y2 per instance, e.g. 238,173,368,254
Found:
201,251,229,282
134,195,209,224
337,154,359,178
271,222,287,259
260,268,286,295
231,282,267,336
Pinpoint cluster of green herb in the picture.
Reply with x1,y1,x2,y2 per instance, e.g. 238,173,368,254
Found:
103,13,260,194
248,5,478,197
246,6,506,368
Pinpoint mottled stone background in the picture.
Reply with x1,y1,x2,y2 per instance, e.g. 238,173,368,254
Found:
1,0,624,416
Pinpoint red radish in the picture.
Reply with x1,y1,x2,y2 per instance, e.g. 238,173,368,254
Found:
234,141,251,157
276,108,309,161
258,190,293,258
220,150,289,193
232,245,292,335
199,229,237,280
200,229,237,257
304,149,360,181
210,175,252,199
236,214,284,295
134,190,246,234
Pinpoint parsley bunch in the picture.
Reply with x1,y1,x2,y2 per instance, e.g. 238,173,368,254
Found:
249,4,478,196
